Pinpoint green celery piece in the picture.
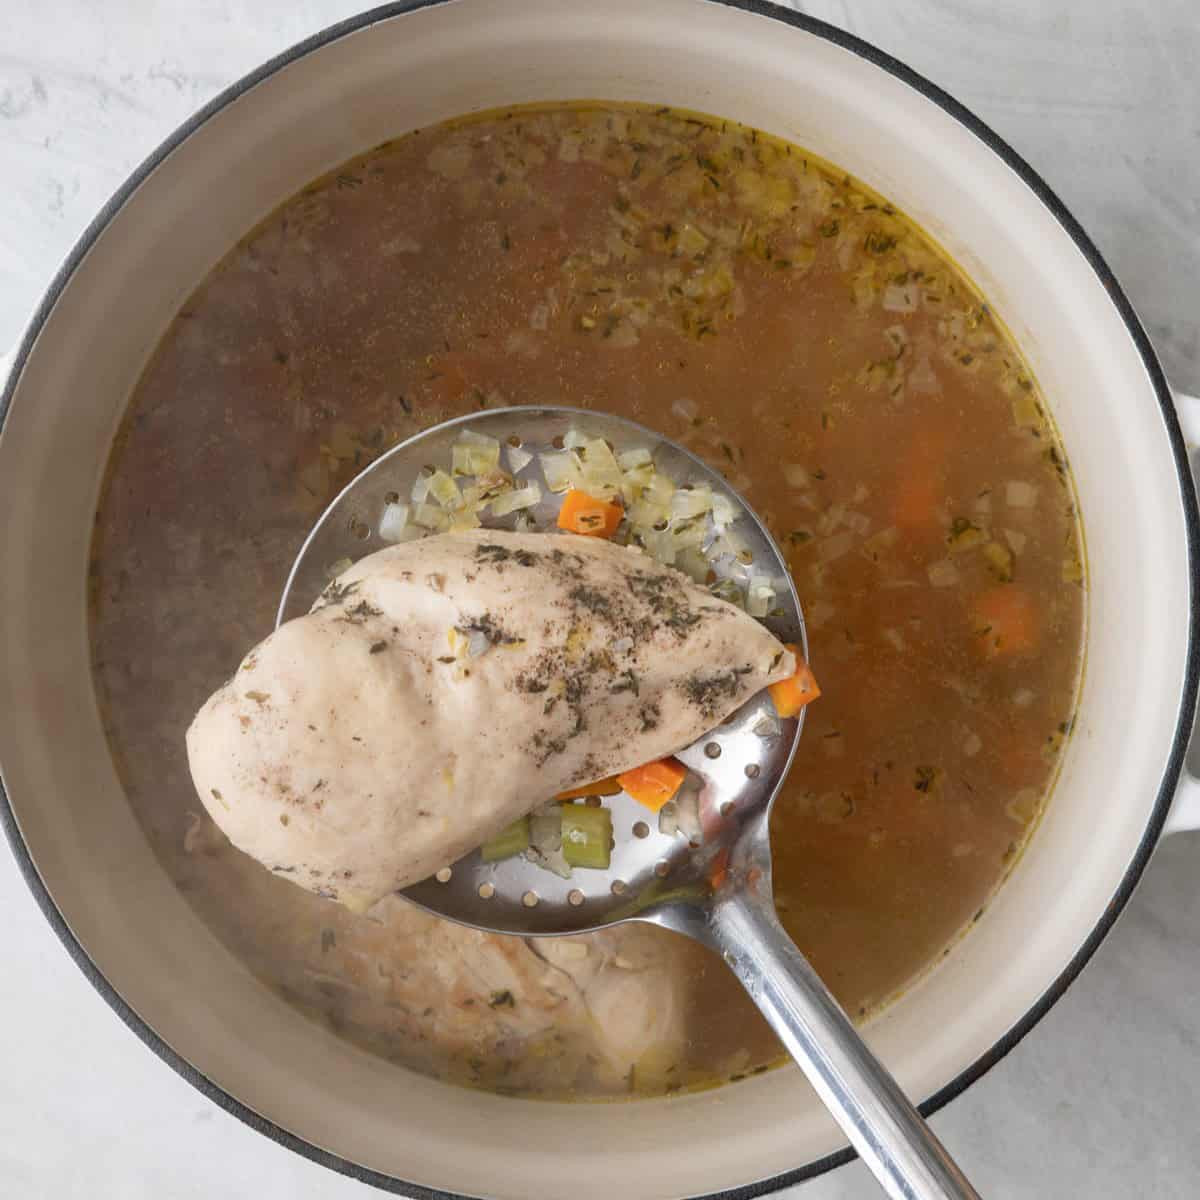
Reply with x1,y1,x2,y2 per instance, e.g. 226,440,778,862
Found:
480,816,530,862
561,805,613,870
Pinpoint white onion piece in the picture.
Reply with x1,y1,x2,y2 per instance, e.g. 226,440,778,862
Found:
783,464,810,488
410,471,432,504
413,502,450,531
1005,481,1038,509
378,502,411,543
710,493,737,529
882,282,919,313
541,449,582,493
1004,528,1028,555
490,481,542,516
818,531,855,563
618,447,653,471
746,578,775,618
427,469,461,508
658,802,680,837
578,437,623,498
671,397,698,423
671,486,713,521
506,444,534,474
927,560,960,587
963,731,983,758
1012,688,1036,708
326,557,353,580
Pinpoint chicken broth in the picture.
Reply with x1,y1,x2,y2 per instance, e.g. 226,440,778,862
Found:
89,104,1085,1098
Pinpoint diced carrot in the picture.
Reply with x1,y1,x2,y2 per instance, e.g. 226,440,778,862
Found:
972,586,1038,657
618,758,688,812
768,646,821,718
554,776,622,801
557,488,623,538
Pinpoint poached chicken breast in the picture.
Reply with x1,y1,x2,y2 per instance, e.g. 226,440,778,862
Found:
187,530,793,909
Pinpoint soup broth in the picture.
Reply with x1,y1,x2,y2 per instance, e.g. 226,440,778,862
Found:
89,104,1084,1099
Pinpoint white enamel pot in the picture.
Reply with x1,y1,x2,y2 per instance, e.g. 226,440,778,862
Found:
1,2,1197,1197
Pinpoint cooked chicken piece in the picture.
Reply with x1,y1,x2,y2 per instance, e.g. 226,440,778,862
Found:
187,529,792,908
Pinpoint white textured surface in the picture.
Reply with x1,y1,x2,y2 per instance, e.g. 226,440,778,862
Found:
1,2,1198,1197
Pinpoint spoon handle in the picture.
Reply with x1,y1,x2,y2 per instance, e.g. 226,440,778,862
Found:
709,890,981,1200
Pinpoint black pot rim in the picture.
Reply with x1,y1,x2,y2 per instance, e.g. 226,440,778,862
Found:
2,1,1197,1197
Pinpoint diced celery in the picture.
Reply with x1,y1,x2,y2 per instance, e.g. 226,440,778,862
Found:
560,805,613,870
480,816,530,862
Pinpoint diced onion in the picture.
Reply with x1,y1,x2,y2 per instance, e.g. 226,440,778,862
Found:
506,444,534,474
1004,529,1028,555
817,531,855,563
1012,688,1036,708
578,437,623,499
658,802,680,837
427,469,461,508
882,282,919,313
540,449,582,493
670,486,713,521
617,447,653,471
467,630,491,658
410,471,432,504
490,481,542,516
927,560,960,587
963,731,982,758
671,397,698,423
783,464,810,488
710,493,737,529
843,510,872,537
413,502,450,531
746,578,776,618
1005,481,1038,509
326,557,353,580
379,502,411,543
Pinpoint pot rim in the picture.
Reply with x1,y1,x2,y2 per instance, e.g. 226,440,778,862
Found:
1,1,1196,1196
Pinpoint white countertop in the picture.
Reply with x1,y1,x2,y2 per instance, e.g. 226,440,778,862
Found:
2,2,1198,1197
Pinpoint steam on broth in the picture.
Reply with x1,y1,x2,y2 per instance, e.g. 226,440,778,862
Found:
89,104,1084,1098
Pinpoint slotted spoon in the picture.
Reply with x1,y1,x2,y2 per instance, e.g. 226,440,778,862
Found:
280,406,979,1200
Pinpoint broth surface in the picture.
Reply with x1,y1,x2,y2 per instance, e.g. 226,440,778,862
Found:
90,104,1085,1098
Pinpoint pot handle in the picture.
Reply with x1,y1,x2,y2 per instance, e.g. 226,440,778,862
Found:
1164,389,1200,836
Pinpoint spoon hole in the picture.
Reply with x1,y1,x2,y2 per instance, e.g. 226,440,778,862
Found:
704,741,722,759
477,882,495,900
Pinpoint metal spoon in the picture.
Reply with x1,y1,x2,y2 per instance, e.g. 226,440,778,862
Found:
280,406,980,1200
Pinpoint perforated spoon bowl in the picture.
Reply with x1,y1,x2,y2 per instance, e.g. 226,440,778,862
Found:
281,406,979,1200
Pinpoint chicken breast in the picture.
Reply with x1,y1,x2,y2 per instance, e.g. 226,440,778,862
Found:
187,529,793,908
